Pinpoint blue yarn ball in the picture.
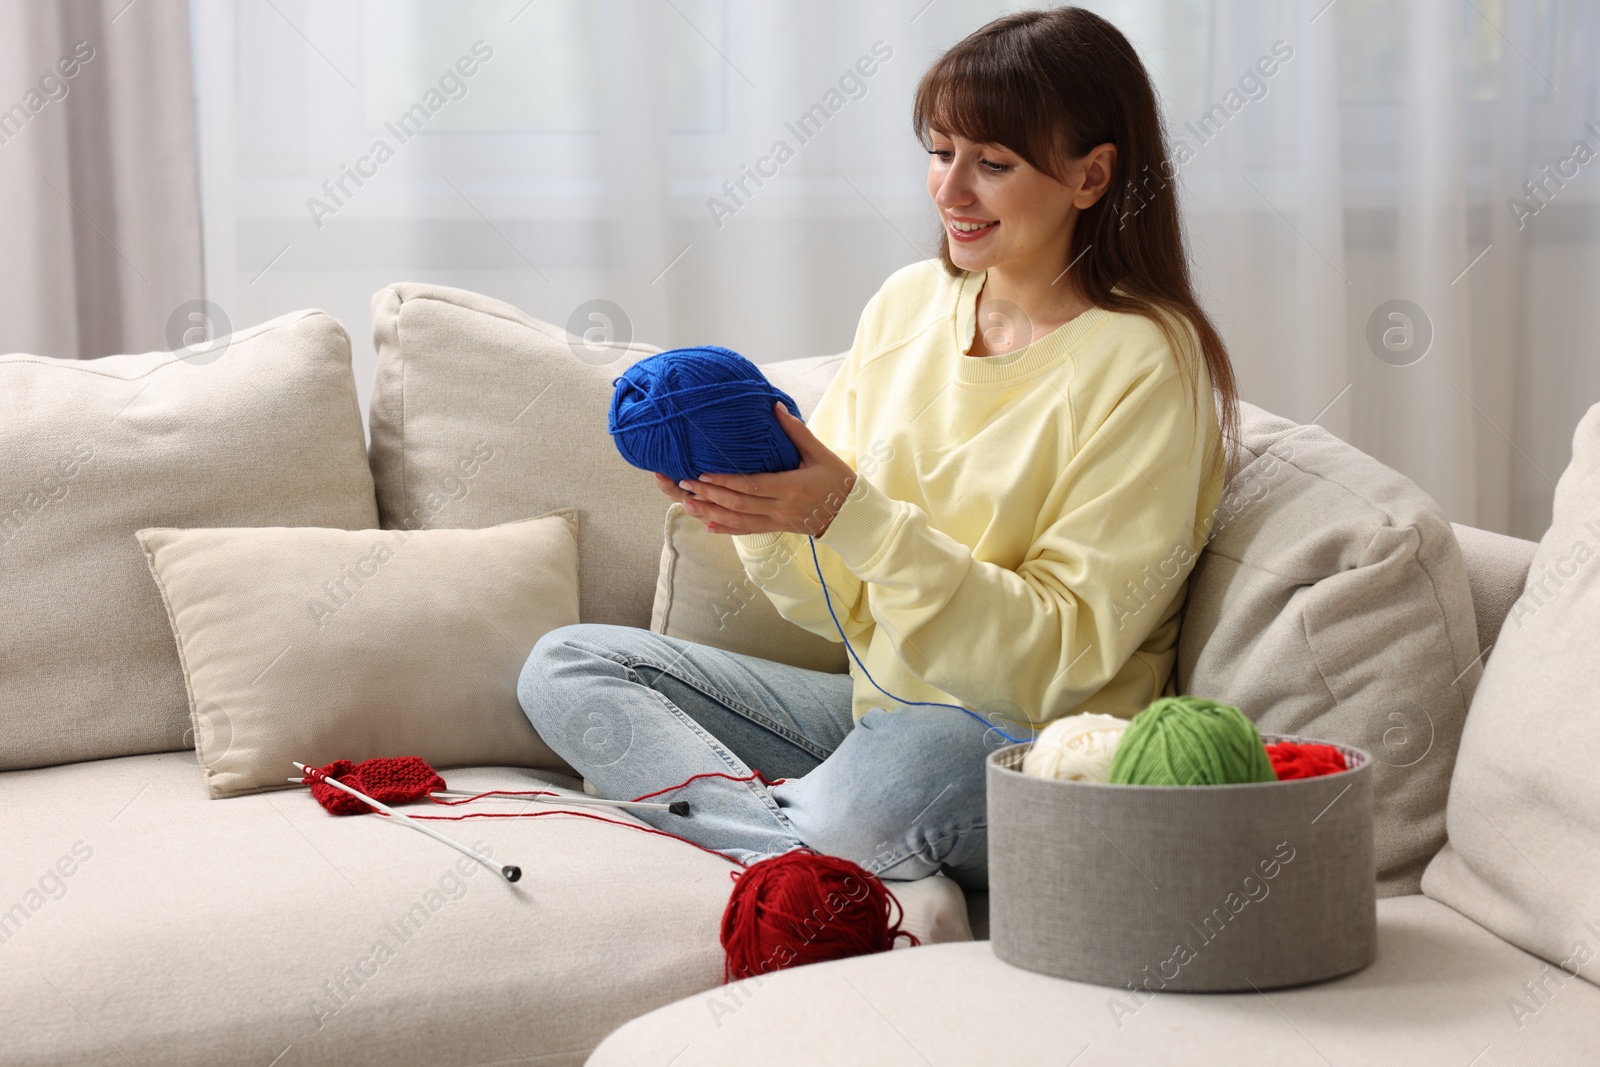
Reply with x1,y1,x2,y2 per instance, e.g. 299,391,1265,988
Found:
608,345,804,484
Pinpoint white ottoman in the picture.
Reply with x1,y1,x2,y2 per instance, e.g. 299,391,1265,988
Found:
588,895,1600,1066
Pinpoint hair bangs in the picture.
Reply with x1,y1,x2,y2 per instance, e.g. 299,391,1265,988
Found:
912,45,1069,182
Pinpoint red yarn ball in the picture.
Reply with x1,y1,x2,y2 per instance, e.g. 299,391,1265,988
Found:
1266,741,1347,781
719,848,919,984
307,756,446,815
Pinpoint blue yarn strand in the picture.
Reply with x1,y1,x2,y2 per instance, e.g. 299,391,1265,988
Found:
807,535,1032,746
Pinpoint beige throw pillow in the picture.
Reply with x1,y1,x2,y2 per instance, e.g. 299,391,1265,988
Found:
652,503,849,674
1178,401,1483,896
1421,401,1600,984
136,514,581,798
0,310,377,771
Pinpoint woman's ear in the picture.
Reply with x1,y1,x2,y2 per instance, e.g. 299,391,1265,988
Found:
1071,142,1118,210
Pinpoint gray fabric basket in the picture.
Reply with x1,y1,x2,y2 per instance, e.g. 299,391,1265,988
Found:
987,733,1377,992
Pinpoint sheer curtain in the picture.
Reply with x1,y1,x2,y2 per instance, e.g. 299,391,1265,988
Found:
0,0,201,359
189,0,1598,539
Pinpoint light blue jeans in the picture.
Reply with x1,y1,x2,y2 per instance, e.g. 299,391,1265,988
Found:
517,623,1002,890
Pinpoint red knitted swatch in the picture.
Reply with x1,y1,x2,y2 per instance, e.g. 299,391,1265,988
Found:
307,757,446,815
1266,741,1347,781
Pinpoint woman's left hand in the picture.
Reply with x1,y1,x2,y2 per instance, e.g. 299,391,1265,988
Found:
659,402,857,537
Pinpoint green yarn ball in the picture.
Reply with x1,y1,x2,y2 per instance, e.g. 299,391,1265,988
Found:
1107,696,1277,786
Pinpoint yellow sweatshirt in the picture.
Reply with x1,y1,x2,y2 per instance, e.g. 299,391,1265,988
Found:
732,260,1225,733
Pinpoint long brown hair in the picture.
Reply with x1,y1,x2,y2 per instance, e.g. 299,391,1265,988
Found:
913,7,1242,488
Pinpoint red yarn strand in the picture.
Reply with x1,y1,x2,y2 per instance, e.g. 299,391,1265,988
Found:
629,768,786,802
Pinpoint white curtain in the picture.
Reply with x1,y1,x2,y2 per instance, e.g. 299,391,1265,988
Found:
189,0,1599,540
0,0,202,359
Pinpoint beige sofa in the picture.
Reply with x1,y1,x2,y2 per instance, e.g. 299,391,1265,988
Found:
592,530,1600,1066
4,283,1594,1066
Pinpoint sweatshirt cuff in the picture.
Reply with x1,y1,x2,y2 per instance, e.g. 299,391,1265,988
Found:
733,530,788,552
817,475,902,571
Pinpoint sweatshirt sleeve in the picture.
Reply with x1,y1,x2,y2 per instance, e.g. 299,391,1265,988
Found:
809,341,1218,726
730,327,874,646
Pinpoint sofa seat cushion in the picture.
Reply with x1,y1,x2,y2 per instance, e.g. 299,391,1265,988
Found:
0,753,970,1067
589,895,1600,1066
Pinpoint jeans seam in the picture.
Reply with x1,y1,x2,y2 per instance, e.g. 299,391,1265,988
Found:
613,650,834,761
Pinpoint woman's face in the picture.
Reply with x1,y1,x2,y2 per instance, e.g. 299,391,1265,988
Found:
925,129,1102,278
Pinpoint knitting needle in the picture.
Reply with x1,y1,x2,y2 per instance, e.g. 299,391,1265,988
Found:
285,779,690,817
292,761,522,883
432,788,691,817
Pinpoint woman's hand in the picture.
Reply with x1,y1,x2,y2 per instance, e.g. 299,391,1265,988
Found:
651,402,857,537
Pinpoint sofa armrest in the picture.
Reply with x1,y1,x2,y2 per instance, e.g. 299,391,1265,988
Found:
1450,522,1537,657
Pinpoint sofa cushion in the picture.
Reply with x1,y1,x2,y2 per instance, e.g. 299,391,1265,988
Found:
651,503,849,673
588,894,1600,1066
368,284,660,629
136,514,582,798
1176,401,1481,897
1422,401,1600,987
369,285,839,632
0,752,972,1067
0,310,377,772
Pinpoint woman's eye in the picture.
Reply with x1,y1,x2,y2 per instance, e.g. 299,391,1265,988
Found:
929,149,953,162
981,159,1011,173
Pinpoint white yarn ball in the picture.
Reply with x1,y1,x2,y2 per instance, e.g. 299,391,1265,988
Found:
1021,712,1131,782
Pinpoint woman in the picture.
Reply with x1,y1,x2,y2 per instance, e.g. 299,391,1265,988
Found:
518,7,1240,890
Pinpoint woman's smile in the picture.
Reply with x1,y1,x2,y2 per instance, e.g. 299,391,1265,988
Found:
946,214,999,242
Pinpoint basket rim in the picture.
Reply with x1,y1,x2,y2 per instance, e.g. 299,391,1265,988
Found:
987,731,1371,790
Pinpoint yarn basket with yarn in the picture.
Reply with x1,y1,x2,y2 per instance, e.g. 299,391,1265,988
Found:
608,345,804,485
988,722,1378,991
